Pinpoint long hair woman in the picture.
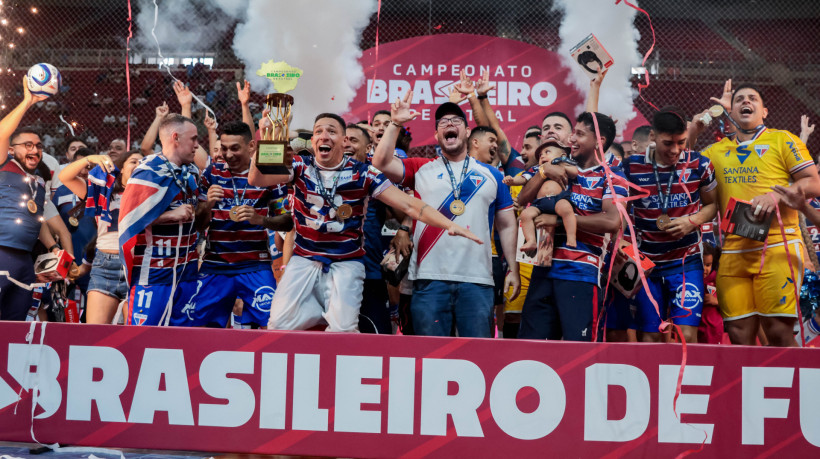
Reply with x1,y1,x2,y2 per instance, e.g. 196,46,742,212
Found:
58,149,144,323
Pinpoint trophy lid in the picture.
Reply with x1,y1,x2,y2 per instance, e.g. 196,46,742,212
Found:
266,93,294,106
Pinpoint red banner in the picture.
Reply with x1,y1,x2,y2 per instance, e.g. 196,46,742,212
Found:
347,34,648,147
0,321,818,457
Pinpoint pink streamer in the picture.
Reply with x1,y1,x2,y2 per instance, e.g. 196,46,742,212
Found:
125,0,133,148
366,0,382,102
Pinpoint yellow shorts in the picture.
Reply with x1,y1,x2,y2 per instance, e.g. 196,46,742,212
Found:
716,240,803,321
505,262,532,314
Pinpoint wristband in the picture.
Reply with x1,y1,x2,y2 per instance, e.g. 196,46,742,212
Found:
390,120,404,129
477,94,488,100
539,167,547,180
48,244,60,252
397,225,411,233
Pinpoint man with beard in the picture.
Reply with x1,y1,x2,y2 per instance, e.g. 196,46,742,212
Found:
249,112,481,332
185,121,290,328
372,92,521,338
0,79,62,319
119,115,203,326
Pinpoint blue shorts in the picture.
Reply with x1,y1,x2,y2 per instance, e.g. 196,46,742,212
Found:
605,289,636,330
126,280,200,326
180,269,277,327
633,270,704,332
88,251,128,301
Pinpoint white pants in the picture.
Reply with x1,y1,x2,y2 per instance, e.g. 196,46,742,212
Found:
268,255,365,332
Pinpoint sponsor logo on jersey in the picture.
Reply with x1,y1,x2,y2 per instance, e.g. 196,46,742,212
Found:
673,282,702,310
252,286,276,312
735,145,752,164
133,313,148,326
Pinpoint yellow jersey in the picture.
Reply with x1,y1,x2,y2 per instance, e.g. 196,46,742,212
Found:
703,128,813,251
504,181,532,313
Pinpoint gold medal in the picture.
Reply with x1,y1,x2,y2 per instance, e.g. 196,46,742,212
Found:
450,199,465,216
27,199,37,214
708,105,724,118
229,206,243,222
657,214,672,230
68,216,79,227
337,203,353,220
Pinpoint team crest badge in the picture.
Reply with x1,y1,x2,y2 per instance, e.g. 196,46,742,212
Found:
470,175,484,187
754,144,769,157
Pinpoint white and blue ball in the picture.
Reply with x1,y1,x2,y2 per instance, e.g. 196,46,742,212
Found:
26,63,61,97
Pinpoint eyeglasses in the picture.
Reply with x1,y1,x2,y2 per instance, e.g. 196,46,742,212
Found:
436,117,466,128
11,142,45,151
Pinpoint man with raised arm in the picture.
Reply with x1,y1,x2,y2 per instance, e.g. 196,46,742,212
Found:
371,91,520,338
516,112,626,341
702,81,820,346
119,114,203,326
249,112,481,333
0,77,61,319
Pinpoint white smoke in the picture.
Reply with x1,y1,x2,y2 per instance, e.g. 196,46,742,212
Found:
135,0,377,130
552,0,642,133
231,0,377,130
134,0,240,53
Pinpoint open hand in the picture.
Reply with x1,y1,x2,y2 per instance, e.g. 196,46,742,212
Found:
22,75,49,106
448,223,483,244
237,80,251,105
771,185,807,211
801,115,815,140
173,80,193,107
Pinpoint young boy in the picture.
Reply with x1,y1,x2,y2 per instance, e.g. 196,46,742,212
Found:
506,140,578,253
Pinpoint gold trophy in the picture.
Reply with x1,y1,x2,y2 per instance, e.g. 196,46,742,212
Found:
255,60,303,175
256,93,294,174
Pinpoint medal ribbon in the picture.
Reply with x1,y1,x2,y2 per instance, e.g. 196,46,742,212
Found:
441,155,470,201
159,154,195,204
12,159,39,204
229,172,248,208
651,155,677,215
313,161,345,212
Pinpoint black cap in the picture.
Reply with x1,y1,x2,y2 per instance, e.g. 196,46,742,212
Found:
434,102,467,127
533,139,571,160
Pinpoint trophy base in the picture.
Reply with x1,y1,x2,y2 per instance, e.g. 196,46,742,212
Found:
256,140,291,175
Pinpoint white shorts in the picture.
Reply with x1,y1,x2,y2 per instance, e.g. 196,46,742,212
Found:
268,255,365,332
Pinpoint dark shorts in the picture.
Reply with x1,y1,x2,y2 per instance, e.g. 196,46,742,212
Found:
519,267,602,341
532,189,573,215
0,246,35,320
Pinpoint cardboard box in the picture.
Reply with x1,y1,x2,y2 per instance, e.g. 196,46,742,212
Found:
516,224,554,267
720,197,773,242
569,34,615,79
610,243,656,298
34,250,74,283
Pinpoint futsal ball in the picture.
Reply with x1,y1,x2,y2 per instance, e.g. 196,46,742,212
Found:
26,63,61,97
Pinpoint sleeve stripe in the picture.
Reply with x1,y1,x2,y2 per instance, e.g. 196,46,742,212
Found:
790,160,814,174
